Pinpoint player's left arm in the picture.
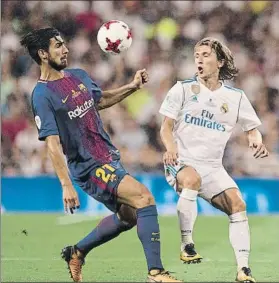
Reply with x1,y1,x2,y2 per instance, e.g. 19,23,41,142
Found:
237,91,269,159
96,69,148,110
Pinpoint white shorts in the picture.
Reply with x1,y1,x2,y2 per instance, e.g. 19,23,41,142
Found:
165,161,238,203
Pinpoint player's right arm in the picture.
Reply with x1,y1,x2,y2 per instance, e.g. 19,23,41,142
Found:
159,82,184,166
46,135,80,213
32,89,80,213
160,116,178,166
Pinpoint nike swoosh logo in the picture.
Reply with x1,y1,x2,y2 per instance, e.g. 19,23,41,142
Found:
79,109,90,118
62,95,69,103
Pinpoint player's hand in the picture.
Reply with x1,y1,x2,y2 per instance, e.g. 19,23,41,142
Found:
62,184,80,214
249,141,269,159
131,69,149,89
163,149,179,166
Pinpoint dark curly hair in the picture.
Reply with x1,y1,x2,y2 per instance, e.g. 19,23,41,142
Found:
20,27,60,65
195,37,239,81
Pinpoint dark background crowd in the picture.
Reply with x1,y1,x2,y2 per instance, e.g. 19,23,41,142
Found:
2,1,279,177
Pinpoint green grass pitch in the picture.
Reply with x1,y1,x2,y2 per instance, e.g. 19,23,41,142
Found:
2,214,279,282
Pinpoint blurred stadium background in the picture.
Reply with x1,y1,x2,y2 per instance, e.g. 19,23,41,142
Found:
1,1,279,282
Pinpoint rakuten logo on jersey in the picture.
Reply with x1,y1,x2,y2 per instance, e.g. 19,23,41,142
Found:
68,98,94,119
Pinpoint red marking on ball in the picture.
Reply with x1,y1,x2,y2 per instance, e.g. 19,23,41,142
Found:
105,38,122,53
103,20,119,30
127,30,132,39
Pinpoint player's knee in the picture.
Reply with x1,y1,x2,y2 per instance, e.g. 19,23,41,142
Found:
132,185,155,209
177,167,201,192
135,192,155,209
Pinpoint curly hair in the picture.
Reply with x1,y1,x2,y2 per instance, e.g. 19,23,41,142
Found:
20,27,60,65
195,37,239,81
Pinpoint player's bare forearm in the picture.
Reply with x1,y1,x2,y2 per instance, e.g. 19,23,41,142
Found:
160,117,177,151
97,69,149,110
46,135,72,187
160,116,179,165
97,83,138,110
46,135,80,213
246,128,262,144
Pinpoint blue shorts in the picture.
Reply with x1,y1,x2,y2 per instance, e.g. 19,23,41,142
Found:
77,160,128,213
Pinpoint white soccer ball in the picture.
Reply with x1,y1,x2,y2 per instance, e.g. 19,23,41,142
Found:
97,20,132,55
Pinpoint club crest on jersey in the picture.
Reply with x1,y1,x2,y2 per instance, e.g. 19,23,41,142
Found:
78,83,88,92
191,84,200,95
221,103,229,113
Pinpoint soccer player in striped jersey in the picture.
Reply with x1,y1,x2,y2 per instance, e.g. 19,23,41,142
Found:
21,27,181,283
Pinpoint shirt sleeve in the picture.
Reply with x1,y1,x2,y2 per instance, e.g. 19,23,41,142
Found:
237,91,262,131
32,90,59,141
159,82,184,120
90,79,102,104
77,68,102,104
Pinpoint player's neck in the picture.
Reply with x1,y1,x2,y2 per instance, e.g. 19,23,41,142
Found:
197,75,222,92
40,64,65,81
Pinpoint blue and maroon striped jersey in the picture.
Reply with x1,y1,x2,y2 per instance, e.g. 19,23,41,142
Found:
31,68,120,181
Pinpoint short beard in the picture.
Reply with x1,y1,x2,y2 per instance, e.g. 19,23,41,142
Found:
48,58,67,71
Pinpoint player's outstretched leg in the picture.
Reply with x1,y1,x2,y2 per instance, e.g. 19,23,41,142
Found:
212,188,255,283
117,175,182,282
176,166,203,264
61,205,136,282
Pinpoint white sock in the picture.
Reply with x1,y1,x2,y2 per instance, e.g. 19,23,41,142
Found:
229,211,250,271
177,188,198,251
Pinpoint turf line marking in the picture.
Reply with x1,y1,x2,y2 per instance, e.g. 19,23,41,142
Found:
56,215,104,225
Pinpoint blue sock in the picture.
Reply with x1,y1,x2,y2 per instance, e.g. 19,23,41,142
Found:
76,214,133,256
136,205,164,271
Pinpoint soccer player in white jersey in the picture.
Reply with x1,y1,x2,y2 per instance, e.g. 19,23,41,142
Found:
159,37,269,283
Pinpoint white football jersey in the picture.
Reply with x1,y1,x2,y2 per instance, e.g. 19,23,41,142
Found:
159,78,261,165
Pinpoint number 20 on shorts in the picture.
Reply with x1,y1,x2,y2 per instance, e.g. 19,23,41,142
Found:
96,164,116,183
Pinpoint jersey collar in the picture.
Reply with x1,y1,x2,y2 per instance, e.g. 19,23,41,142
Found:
196,76,224,93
